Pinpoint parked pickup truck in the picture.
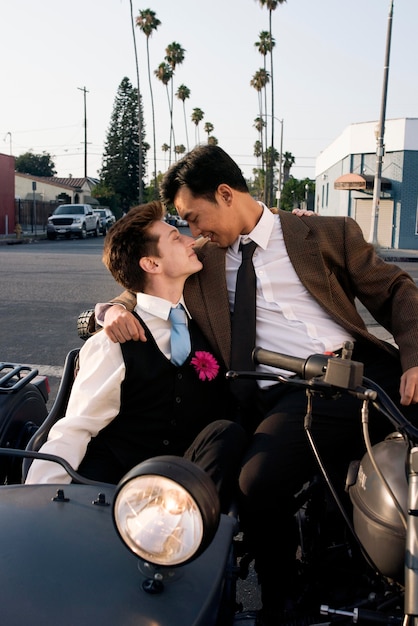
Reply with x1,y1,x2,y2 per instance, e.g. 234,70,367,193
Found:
47,204,100,240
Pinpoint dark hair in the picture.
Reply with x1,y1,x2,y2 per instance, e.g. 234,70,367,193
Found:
102,201,163,292
160,145,249,206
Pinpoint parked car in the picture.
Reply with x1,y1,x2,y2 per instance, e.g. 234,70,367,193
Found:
47,204,100,240
175,216,188,227
165,214,188,227
93,208,116,235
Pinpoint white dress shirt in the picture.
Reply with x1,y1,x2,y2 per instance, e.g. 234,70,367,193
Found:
226,206,354,385
26,293,190,484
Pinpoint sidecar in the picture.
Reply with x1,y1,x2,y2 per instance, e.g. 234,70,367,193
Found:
0,360,49,484
0,351,253,626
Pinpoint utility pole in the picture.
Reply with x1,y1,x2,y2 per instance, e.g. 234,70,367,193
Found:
368,0,394,246
78,86,89,178
277,119,284,209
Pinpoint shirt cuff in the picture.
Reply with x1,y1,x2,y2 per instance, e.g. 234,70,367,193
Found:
94,301,127,327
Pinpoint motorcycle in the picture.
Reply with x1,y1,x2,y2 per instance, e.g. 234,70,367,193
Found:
0,341,417,625
227,343,418,626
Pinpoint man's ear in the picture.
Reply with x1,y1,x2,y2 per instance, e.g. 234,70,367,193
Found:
139,256,161,274
217,184,233,205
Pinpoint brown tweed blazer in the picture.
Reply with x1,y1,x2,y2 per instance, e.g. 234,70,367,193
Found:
115,210,418,373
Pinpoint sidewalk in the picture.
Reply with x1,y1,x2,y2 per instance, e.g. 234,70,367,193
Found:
379,248,418,262
0,231,47,245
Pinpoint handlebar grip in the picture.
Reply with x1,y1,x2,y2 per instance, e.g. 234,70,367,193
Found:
252,348,306,376
252,347,330,380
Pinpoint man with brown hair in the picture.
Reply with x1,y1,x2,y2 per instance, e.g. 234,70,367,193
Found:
26,201,246,513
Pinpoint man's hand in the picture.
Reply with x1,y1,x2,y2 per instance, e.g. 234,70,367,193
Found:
400,366,418,405
292,208,316,216
104,305,146,343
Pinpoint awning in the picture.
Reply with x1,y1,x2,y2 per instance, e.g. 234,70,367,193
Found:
334,173,392,192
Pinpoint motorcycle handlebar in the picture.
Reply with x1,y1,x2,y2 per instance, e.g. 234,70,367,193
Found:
252,346,418,441
252,347,330,379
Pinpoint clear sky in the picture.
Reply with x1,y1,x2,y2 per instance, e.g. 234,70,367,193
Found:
1,0,416,182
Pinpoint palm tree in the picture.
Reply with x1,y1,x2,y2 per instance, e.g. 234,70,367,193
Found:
253,115,266,174
176,84,191,152
165,41,186,164
254,139,263,162
191,108,204,145
257,0,287,205
161,142,169,168
136,8,161,198
255,30,275,173
204,122,214,142
208,136,218,146
129,0,144,203
283,151,295,183
154,62,173,162
174,144,186,158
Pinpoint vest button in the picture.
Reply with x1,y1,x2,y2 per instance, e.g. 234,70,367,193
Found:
175,396,181,404
171,419,177,426
177,372,183,380
163,439,169,446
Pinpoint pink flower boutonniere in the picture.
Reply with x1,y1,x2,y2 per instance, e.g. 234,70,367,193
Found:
191,351,220,381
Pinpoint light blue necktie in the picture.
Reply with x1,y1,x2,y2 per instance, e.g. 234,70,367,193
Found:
169,304,191,366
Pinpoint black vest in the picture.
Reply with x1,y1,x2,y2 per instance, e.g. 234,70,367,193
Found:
78,314,233,483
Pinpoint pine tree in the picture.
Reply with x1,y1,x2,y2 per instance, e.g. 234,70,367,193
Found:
100,77,146,211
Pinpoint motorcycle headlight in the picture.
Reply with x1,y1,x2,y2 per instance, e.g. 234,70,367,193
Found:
113,456,220,567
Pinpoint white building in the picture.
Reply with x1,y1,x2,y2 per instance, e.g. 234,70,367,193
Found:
315,118,418,249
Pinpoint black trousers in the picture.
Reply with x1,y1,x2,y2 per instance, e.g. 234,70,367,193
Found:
238,342,418,609
183,419,247,512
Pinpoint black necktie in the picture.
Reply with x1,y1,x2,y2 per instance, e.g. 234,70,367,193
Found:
230,240,258,400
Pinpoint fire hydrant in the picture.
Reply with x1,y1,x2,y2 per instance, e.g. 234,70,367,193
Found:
15,224,22,239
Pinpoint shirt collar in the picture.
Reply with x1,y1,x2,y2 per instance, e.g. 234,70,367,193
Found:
136,292,191,321
230,203,274,253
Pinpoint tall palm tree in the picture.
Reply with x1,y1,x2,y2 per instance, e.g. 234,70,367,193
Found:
253,115,266,175
136,8,161,198
174,144,186,158
254,139,263,161
154,62,173,162
204,122,214,142
251,69,269,202
283,151,295,183
191,108,204,145
176,84,191,152
165,41,186,164
257,0,287,205
129,0,143,203
255,30,275,172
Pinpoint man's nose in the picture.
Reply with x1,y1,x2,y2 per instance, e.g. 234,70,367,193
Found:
188,223,201,238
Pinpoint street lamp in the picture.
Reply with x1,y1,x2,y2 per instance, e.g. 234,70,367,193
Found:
78,86,89,178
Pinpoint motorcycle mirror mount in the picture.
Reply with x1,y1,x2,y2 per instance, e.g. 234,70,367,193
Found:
112,455,221,573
